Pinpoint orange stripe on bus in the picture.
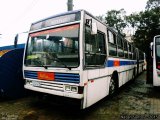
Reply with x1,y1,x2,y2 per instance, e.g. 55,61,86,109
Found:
0,50,11,57
114,60,120,66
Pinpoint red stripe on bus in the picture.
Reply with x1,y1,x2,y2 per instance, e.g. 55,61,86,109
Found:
84,82,87,86
91,80,94,83
30,24,79,37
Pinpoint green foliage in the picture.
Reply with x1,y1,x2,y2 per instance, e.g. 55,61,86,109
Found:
132,4,160,55
105,9,127,33
123,0,160,59
126,13,140,28
146,0,160,10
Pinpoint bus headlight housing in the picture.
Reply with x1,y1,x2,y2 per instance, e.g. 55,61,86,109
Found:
64,85,78,93
71,86,78,93
26,80,32,85
65,85,71,91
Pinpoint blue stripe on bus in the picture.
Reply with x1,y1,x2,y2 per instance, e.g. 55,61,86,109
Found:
105,60,137,67
17,44,25,49
24,71,80,84
0,45,14,50
106,60,114,67
0,44,25,51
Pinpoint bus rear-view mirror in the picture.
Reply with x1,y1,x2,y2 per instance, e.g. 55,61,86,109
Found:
91,22,97,35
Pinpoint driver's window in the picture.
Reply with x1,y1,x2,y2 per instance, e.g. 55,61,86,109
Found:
85,26,106,68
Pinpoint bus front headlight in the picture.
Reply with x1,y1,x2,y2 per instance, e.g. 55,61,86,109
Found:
71,86,78,93
65,85,71,91
64,85,78,93
26,80,32,85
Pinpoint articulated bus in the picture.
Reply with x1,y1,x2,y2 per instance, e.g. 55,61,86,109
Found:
23,10,145,109
151,35,160,86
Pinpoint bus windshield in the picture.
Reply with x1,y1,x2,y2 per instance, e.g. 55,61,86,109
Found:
156,45,160,57
25,24,80,68
156,37,160,69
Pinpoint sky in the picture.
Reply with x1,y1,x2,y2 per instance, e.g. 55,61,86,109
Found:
0,0,147,45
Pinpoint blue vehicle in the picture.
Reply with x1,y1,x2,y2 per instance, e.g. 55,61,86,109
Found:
0,33,27,98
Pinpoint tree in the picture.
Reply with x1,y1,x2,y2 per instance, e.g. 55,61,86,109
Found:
105,9,127,33
133,8,160,50
126,13,139,28
130,5,160,83
125,13,140,35
125,0,160,51
96,15,105,23
146,0,160,10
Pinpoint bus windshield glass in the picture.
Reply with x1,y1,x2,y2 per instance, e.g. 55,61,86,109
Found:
155,37,160,69
156,45,160,57
156,37,160,57
25,24,80,68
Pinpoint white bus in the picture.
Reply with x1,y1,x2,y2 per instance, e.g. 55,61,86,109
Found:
23,10,145,109
151,35,160,86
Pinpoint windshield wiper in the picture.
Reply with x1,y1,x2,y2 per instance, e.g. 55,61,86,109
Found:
44,54,72,70
26,58,48,69
54,58,72,70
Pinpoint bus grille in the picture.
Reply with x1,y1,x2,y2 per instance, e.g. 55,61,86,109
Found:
24,71,80,84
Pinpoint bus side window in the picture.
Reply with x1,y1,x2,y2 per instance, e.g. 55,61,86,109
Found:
128,44,132,59
107,30,117,56
133,47,136,60
124,40,128,58
117,36,124,57
97,32,107,65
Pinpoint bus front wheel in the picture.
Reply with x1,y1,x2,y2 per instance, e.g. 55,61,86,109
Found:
109,77,116,95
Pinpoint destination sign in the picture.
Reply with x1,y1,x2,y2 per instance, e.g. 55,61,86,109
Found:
30,12,81,31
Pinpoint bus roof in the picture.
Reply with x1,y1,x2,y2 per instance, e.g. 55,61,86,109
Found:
30,9,113,32
31,9,83,25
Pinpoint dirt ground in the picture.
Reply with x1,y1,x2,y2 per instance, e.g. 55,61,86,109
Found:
1,71,160,120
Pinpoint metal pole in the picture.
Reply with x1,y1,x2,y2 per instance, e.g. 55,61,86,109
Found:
67,0,73,11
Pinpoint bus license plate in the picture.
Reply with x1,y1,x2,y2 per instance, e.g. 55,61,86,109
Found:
32,81,41,87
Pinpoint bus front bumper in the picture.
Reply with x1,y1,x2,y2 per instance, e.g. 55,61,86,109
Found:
24,84,84,99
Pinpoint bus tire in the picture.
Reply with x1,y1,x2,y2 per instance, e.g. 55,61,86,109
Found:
132,68,136,80
109,72,118,95
109,77,116,95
